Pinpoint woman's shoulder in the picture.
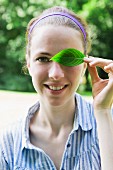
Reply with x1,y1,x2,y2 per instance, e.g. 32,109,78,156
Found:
75,92,93,108
0,119,23,144
0,119,23,167
75,93,96,130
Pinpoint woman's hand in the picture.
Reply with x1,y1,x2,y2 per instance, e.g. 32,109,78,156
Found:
84,57,113,170
84,56,113,109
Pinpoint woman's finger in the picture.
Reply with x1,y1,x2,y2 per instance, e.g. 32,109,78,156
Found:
87,64,100,83
84,57,113,69
104,63,113,73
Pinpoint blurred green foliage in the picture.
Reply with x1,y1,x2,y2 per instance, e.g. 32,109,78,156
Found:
0,0,113,91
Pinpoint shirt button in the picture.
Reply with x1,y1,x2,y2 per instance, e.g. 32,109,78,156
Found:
67,143,71,147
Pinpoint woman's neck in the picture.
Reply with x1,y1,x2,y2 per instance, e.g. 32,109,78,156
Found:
33,97,76,134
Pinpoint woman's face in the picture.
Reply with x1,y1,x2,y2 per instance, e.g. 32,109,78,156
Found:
27,25,86,106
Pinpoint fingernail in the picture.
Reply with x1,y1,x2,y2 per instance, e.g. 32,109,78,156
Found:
84,57,89,60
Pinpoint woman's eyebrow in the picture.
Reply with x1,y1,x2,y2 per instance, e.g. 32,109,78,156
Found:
33,51,52,58
39,52,52,56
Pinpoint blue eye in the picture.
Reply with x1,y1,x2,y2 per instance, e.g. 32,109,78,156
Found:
37,57,50,62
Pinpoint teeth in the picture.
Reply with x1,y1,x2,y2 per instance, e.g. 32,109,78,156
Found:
49,86,64,90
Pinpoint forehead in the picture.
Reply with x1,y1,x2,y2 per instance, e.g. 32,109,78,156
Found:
31,25,84,53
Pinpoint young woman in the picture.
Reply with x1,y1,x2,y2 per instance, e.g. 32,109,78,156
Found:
0,6,113,170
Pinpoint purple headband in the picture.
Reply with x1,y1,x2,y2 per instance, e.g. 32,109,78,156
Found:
29,12,86,43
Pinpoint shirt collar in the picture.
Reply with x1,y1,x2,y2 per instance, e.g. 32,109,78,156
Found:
22,102,40,150
22,93,93,149
73,93,93,131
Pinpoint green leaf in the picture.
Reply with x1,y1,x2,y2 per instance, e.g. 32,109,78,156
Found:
50,48,86,66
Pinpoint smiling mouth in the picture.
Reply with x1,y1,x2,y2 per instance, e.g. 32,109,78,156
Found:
44,85,68,91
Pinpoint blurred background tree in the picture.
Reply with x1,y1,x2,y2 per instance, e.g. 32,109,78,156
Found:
0,0,113,92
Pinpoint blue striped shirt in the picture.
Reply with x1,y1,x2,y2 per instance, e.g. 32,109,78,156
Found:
0,93,101,170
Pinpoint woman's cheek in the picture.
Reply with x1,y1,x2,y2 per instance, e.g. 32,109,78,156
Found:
69,65,83,75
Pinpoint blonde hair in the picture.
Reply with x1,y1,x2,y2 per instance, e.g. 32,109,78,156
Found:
26,6,91,60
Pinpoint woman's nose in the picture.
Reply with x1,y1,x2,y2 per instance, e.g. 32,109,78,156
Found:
49,62,64,80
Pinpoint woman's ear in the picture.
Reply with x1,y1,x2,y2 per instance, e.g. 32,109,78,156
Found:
82,62,87,77
26,59,32,76
79,63,87,84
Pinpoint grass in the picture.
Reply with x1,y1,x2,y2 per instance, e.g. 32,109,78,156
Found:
0,89,36,95
0,89,92,95
0,90,92,128
78,90,92,96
